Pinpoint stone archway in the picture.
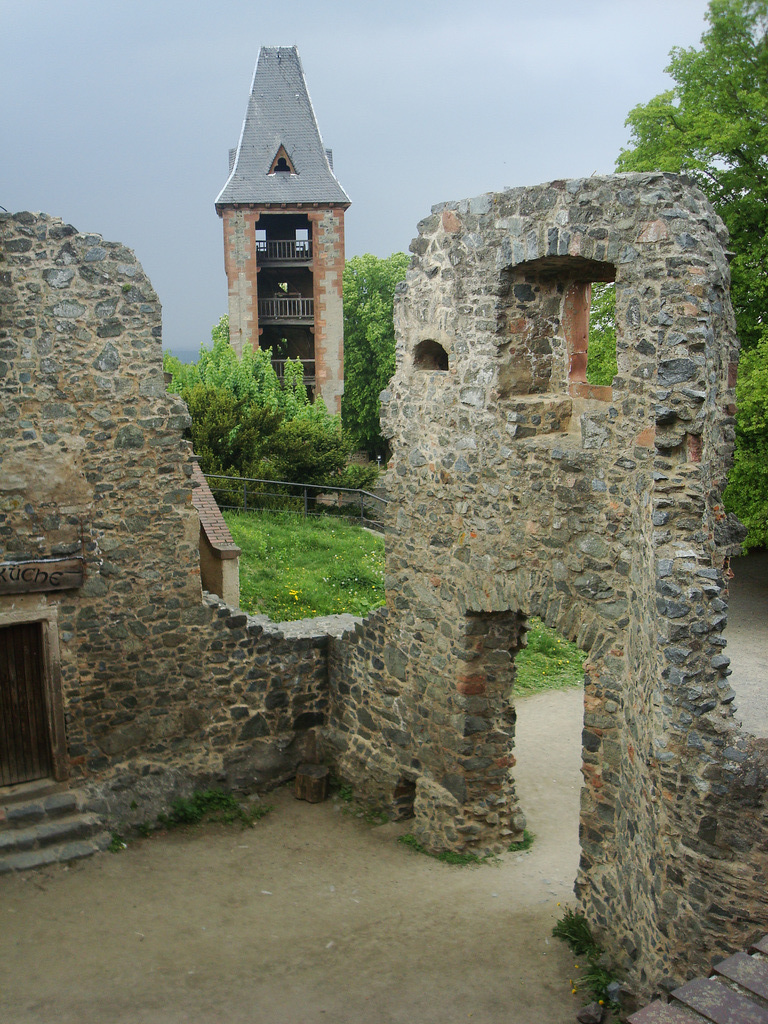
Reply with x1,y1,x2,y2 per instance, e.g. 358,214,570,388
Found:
327,174,767,997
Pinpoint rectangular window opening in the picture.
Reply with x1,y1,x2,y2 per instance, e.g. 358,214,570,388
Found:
586,281,617,387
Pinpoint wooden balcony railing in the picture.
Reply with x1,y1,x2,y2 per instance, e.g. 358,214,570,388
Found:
256,239,312,263
257,296,314,321
272,358,315,386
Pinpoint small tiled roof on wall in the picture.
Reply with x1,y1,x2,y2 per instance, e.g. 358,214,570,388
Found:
215,46,350,209
191,463,241,559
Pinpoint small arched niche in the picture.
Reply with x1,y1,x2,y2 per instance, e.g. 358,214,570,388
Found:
413,339,449,371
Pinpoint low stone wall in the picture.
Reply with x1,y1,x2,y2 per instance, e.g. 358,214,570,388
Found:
83,594,331,825
0,212,329,826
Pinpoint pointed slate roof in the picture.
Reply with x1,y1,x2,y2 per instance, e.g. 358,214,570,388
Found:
216,46,350,209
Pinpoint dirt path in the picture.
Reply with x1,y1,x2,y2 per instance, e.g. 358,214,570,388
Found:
726,549,768,737
0,689,584,1024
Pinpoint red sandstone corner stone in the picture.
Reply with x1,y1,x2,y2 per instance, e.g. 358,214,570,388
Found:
442,210,461,233
508,318,530,334
635,427,656,447
456,675,486,696
569,381,613,401
494,755,516,768
637,220,669,243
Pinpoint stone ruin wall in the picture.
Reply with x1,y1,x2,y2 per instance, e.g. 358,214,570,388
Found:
326,174,768,995
3,177,768,1001
0,212,329,823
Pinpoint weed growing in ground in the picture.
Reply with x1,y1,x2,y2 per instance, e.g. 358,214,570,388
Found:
331,778,388,824
360,808,389,825
398,833,485,866
553,907,597,957
553,908,622,1013
515,618,586,695
108,832,127,853
508,829,535,852
156,789,270,830
336,782,354,803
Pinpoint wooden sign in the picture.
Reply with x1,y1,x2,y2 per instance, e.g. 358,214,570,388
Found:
0,558,84,595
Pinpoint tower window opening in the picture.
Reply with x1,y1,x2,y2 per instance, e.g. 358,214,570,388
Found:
586,282,617,386
414,339,449,372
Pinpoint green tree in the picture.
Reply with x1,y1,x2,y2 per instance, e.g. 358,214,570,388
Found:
342,252,409,458
616,0,768,351
724,334,768,547
270,418,351,486
616,0,768,547
587,283,617,387
183,383,282,479
164,317,355,487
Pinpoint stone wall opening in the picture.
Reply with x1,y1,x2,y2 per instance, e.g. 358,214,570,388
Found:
392,775,417,820
587,281,617,388
332,175,764,995
413,339,449,371
723,549,768,738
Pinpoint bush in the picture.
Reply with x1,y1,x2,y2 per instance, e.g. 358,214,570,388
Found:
164,316,367,489
724,333,768,549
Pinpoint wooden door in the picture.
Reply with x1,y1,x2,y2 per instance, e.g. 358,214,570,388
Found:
0,622,53,786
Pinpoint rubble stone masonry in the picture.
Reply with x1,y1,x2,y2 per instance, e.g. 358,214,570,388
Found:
3,173,767,1001
0,212,328,823
326,174,768,996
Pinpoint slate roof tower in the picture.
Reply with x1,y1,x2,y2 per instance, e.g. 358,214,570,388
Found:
216,46,350,413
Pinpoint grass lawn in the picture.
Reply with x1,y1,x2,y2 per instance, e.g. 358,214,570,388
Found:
223,511,585,694
223,511,384,621
514,618,586,695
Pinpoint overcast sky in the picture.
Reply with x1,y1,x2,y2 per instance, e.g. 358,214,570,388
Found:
3,0,713,358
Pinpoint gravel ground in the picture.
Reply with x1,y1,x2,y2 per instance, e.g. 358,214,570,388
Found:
0,552,762,1023
726,549,768,737
0,690,585,1024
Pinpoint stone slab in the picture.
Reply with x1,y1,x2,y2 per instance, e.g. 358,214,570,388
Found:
628,1001,704,1024
672,978,768,1024
713,953,768,1002
43,791,79,814
5,802,45,824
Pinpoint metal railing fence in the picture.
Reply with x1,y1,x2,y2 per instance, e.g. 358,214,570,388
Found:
204,474,388,532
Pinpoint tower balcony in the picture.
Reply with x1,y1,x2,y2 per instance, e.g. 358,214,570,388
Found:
272,358,315,388
256,239,313,265
258,296,314,324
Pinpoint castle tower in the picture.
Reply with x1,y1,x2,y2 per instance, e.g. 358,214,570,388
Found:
215,46,350,414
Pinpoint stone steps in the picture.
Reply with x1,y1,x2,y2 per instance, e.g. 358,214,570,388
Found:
0,781,110,874
628,936,768,1024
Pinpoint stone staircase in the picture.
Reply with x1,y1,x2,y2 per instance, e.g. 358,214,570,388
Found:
0,780,111,874
629,935,768,1024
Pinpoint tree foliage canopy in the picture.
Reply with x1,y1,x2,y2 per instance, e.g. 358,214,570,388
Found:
617,0,768,547
617,0,768,351
342,252,409,457
587,283,618,387
164,316,372,488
